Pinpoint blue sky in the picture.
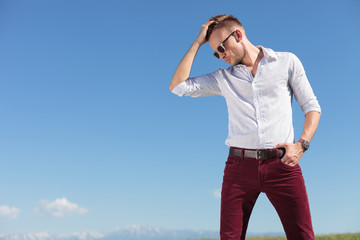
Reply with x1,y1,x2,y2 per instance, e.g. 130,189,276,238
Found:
0,0,359,236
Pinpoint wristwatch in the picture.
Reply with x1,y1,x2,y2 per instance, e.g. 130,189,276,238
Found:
298,138,310,151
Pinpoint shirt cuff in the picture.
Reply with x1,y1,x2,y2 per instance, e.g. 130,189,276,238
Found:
302,99,322,115
171,81,188,97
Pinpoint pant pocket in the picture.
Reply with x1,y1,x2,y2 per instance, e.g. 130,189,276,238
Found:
278,158,300,170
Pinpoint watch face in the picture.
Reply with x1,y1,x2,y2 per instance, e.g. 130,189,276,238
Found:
303,141,310,150
299,139,310,150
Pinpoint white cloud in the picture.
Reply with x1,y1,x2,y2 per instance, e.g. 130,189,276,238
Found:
0,205,20,219
213,188,221,199
34,197,88,218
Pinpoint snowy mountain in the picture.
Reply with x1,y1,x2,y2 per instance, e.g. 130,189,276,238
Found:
104,225,219,240
0,225,284,240
0,225,219,240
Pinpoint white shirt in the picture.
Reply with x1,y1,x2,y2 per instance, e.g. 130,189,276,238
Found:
171,47,321,149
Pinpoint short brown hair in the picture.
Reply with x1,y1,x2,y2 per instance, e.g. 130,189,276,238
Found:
206,14,244,41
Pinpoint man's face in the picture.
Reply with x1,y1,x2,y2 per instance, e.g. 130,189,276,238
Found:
209,28,244,66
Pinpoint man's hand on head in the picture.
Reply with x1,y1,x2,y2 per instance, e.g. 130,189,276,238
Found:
195,20,215,46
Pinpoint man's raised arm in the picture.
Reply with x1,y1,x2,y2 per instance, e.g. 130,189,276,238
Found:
169,20,214,91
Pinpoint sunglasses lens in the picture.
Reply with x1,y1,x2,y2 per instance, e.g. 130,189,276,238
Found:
217,45,225,53
213,52,220,58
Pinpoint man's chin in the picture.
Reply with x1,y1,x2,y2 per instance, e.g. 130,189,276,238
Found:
227,60,234,66
230,61,239,66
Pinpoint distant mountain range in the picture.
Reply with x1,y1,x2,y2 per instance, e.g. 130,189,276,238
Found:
0,225,284,240
0,226,217,240
105,225,219,240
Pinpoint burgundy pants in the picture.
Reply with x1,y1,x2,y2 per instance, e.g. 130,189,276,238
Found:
220,148,314,240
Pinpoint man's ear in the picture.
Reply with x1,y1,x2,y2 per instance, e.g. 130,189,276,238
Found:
234,29,242,42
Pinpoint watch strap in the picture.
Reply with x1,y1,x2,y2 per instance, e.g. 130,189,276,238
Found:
298,138,310,151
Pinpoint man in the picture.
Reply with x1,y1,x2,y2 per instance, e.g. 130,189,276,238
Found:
169,15,321,240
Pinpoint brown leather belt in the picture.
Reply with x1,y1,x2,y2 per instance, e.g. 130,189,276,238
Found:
229,148,285,160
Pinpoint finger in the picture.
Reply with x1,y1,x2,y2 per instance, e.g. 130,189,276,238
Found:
289,162,297,167
281,154,288,163
284,160,293,166
204,20,216,27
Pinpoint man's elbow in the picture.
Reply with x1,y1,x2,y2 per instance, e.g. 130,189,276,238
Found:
169,79,181,92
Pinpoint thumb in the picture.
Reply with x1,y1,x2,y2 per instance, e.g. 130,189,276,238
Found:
275,143,286,149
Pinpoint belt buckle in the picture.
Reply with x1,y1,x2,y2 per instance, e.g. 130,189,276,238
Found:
256,150,266,160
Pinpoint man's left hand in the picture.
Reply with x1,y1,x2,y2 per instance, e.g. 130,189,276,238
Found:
275,142,304,167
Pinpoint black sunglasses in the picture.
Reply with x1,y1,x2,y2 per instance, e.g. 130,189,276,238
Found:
213,31,235,59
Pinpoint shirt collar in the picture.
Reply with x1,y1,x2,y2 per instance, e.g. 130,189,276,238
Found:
233,46,278,69
258,46,278,62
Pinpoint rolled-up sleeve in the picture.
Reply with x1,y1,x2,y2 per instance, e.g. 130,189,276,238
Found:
171,71,221,97
288,53,321,115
